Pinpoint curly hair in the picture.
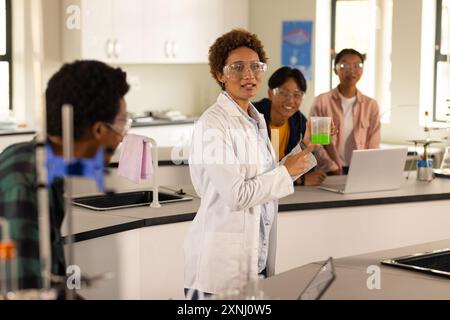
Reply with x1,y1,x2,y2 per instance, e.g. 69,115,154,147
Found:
208,29,268,89
45,60,130,139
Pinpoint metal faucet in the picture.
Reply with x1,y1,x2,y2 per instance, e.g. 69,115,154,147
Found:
144,138,161,208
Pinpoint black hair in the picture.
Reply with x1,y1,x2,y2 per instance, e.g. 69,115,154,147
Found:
334,48,366,67
45,60,130,139
268,66,307,92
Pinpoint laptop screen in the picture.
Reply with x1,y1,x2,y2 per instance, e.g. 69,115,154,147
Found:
298,257,336,300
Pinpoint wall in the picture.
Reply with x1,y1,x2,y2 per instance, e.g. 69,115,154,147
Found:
12,0,66,127
250,0,447,149
14,0,317,123
11,0,447,147
381,0,443,145
382,0,446,146
12,0,221,128
249,0,317,116
382,0,421,144
122,64,219,117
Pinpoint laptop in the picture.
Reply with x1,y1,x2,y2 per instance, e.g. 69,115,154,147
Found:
318,148,408,194
298,257,336,300
381,248,450,278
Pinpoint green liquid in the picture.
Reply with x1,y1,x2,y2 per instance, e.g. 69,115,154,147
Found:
312,133,331,145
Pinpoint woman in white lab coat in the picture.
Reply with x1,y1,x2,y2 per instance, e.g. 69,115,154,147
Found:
184,29,316,299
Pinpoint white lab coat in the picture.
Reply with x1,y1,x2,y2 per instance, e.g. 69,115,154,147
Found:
184,92,294,295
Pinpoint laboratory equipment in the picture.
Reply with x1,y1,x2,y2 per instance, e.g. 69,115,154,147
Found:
311,117,331,145
407,139,441,181
0,218,18,297
433,102,450,178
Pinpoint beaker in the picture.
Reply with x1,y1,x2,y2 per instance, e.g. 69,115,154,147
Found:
417,159,434,181
311,117,332,145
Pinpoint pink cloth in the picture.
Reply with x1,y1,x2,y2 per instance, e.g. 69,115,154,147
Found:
118,134,153,183
309,87,381,174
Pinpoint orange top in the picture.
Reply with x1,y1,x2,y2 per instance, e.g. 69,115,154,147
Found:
269,121,290,160
0,241,16,260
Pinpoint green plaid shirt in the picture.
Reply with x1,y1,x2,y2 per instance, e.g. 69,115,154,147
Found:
0,141,66,290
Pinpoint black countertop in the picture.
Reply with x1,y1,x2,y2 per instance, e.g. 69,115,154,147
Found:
0,129,36,136
64,176,450,243
0,119,197,137
130,118,197,127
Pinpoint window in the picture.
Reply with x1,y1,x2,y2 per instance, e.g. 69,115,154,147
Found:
330,0,393,123
331,0,376,97
0,0,11,117
434,0,450,122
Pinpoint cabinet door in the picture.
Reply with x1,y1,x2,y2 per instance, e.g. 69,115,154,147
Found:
63,0,249,64
111,0,145,63
81,0,114,61
142,0,174,63
140,0,249,64
170,0,223,63
173,0,249,63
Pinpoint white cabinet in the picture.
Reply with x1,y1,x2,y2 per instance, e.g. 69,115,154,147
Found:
143,0,224,63
110,0,145,63
62,0,145,64
143,0,249,64
62,0,249,64
72,0,113,62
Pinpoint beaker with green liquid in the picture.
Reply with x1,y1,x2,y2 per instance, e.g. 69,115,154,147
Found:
311,117,331,145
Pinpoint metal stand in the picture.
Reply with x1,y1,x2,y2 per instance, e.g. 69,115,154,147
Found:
407,140,441,182
62,105,75,300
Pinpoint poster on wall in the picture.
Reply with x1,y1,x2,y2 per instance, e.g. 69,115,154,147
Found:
282,21,313,80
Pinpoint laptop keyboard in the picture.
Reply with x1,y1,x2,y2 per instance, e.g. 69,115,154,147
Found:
329,184,345,190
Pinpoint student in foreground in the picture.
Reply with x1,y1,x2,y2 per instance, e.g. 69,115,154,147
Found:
0,60,130,294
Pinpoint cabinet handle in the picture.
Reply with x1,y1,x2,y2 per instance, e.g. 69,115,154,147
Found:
164,40,171,58
171,40,177,58
105,39,113,59
113,39,121,59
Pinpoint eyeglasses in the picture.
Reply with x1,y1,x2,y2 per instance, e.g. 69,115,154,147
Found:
104,117,132,138
336,62,364,71
272,88,305,100
223,60,267,80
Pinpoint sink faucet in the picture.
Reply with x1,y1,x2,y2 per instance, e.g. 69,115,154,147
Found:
144,137,161,208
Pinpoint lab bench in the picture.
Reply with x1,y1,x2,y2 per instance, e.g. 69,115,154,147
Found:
62,173,450,299
261,238,450,299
